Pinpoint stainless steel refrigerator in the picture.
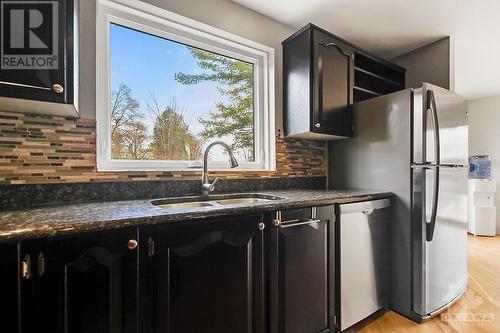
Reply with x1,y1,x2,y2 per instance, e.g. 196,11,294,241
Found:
330,83,468,322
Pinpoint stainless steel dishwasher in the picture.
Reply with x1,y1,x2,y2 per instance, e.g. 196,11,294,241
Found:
338,199,391,331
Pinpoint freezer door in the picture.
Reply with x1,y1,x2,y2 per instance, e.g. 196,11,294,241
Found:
413,83,468,166
412,166,468,316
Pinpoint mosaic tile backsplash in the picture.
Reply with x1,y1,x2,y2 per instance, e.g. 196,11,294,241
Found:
0,111,326,185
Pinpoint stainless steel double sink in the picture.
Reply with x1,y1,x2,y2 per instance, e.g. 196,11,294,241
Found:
151,193,285,209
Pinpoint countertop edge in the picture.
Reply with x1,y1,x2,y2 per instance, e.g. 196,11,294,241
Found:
0,191,392,242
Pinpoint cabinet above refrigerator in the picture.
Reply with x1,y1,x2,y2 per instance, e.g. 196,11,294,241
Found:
282,24,405,140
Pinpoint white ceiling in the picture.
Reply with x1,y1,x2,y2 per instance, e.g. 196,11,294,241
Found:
231,0,500,100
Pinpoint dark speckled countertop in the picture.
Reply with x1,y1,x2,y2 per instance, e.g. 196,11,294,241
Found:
0,189,391,242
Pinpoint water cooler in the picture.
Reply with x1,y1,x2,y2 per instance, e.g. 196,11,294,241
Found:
468,179,496,236
468,155,496,236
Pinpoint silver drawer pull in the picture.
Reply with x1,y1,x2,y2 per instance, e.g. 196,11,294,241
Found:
280,219,322,228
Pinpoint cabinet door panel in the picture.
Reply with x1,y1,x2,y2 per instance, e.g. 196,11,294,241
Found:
171,232,253,333
269,207,335,333
318,44,350,130
19,229,138,333
20,239,65,333
66,247,123,333
150,216,264,333
313,29,353,137
0,243,19,333
282,222,328,333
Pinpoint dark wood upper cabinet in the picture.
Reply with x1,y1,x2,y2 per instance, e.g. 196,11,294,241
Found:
0,0,79,117
144,215,265,333
268,206,336,333
312,29,354,138
18,228,138,333
283,24,405,140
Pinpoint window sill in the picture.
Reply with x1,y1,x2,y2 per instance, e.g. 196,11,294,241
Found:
96,160,276,172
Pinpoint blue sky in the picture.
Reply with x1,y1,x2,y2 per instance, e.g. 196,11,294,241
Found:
110,23,227,137
110,23,257,161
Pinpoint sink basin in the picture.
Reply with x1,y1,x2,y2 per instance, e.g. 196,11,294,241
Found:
151,193,284,209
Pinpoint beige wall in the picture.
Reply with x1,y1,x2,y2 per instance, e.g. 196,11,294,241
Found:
392,37,454,91
468,94,500,234
79,0,294,132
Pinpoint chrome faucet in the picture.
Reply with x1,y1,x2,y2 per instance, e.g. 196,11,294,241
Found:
201,141,239,196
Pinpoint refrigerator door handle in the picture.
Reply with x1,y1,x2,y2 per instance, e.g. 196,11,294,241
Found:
425,166,440,241
426,90,441,165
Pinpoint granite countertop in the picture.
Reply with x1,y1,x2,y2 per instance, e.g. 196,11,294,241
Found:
0,189,391,242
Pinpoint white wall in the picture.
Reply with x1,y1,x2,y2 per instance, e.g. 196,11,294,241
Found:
79,0,293,131
468,94,500,234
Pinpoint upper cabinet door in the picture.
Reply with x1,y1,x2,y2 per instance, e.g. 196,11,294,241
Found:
313,29,354,137
0,0,78,116
282,24,354,140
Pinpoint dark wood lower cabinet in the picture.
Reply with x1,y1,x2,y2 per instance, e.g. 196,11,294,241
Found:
143,215,265,333
19,228,139,333
268,206,336,333
6,206,340,333
0,242,19,332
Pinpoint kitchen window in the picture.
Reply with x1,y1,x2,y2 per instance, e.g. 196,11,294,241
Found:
96,0,275,171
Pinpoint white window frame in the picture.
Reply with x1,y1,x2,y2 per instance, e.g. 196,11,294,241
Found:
96,0,275,171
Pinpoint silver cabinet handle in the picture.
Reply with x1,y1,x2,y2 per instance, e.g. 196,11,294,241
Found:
21,255,32,280
0,80,51,91
0,80,64,94
148,237,155,257
257,222,265,231
37,252,46,277
280,219,322,228
273,211,282,226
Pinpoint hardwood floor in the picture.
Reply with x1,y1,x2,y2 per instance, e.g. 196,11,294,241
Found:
358,235,500,333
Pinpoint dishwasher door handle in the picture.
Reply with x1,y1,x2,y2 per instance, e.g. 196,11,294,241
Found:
339,199,391,215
